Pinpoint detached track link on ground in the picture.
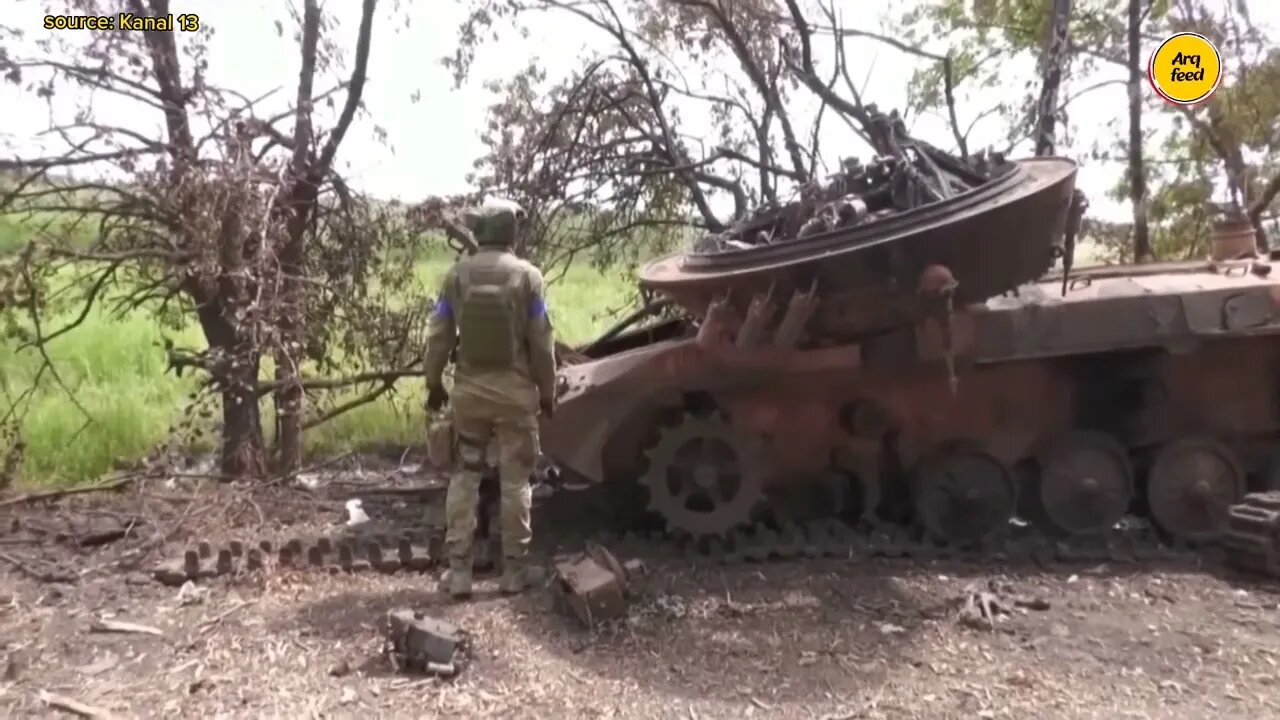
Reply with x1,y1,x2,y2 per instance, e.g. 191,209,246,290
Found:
1222,491,1280,577
152,529,455,586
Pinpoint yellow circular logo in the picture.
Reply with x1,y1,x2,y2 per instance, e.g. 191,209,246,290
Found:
1148,32,1222,105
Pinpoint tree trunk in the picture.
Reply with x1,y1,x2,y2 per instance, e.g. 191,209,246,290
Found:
1033,0,1074,156
1219,150,1267,251
195,305,266,479
272,343,303,476
222,361,266,478
1127,0,1154,262
272,189,316,476
272,0,323,479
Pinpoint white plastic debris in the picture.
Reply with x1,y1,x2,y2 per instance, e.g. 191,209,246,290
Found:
175,580,207,607
878,622,906,635
345,498,370,527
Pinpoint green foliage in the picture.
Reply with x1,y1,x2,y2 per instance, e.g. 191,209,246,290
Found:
0,210,98,257
1,248,634,488
900,0,1141,146
902,0,1277,261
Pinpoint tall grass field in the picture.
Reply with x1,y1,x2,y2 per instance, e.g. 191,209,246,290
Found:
1,232,637,488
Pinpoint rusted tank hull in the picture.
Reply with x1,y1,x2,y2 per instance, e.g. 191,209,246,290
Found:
542,258,1280,544
638,157,1079,339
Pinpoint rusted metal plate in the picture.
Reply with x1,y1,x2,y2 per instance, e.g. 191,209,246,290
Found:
970,262,1280,362
553,554,627,627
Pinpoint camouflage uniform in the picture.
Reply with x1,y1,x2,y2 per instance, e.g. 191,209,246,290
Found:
424,204,557,598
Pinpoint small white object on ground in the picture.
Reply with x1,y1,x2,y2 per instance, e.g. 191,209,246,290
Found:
345,498,370,527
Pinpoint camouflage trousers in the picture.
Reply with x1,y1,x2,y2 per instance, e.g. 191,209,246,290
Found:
444,400,539,565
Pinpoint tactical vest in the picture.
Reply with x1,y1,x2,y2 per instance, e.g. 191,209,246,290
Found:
456,264,522,368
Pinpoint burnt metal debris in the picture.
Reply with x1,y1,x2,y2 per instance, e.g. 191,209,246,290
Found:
639,165,1080,345
549,258,1280,550
384,609,465,676
692,107,1012,254
534,102,1280,579
639,105,1081,346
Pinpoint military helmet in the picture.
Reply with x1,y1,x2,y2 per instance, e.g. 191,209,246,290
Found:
464,200,526,247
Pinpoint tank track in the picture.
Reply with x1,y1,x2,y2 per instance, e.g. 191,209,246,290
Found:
149,513,1208,588
547,472,1269,571
586,515,1209,569
1222,491,1280,577
151,529,455,586
150,490,1280,585
148,487,521,586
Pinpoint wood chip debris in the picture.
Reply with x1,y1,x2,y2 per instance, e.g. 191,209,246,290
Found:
39,690,120,719
89,618,164,636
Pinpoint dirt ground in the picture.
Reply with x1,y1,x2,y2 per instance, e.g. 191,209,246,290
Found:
1,475,1279,720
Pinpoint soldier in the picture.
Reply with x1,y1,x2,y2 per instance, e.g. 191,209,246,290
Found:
424,202,557,599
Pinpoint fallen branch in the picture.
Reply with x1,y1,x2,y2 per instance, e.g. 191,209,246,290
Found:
38,690,119,720
0,551,77,583
253,366,423,397
197,598,256,634
89,618,164,637
0,476,138,509
955,579,1050,630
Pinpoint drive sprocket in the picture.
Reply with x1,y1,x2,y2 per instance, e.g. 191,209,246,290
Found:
638,411,766,538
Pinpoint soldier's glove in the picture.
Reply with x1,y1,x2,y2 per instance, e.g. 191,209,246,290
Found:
539,395,555,418
427,383,449,411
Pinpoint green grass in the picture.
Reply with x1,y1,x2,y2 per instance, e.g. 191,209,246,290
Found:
1,251,639,488
0,215,27,256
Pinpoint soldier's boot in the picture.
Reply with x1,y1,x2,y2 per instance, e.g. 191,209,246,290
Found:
444,559,473,600
498,558,546,595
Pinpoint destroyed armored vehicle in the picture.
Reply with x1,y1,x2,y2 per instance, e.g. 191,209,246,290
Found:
537,134,1280,567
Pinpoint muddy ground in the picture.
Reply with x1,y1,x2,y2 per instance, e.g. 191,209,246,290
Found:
0,469,1278,720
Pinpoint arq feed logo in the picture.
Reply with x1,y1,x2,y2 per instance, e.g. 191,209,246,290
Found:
1148,32,1222,105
